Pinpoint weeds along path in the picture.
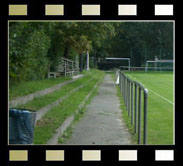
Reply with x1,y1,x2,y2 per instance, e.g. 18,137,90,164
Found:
18,75,90,111
64,74,132,145
47,77,103,144
9,76,83,107
33,70,104,144
35,78,93,122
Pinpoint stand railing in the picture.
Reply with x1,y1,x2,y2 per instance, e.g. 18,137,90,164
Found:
118,70,148,144
48,57,79,78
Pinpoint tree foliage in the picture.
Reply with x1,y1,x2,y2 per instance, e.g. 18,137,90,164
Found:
9,22,173,83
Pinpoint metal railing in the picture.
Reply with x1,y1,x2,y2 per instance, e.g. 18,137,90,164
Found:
118,70,148,144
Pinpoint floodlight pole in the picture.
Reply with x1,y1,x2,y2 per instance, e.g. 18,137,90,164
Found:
86,51,90,71
145,62,148,72
145,47,147,66
130,48,133,68
160,48,162,71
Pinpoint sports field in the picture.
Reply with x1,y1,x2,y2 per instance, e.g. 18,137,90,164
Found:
123,72,174,145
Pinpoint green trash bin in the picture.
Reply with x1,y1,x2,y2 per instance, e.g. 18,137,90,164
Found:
9,109,36,144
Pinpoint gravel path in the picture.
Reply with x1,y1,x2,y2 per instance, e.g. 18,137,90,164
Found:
64,74,132,145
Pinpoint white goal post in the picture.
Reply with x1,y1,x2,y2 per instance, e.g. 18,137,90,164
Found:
145,59,174,72
105,57,131,71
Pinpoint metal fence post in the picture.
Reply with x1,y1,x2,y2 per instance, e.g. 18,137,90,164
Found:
122,74,124,98
121,73,123,97
122,74,124,97
143,89,148,144
119,71,121,92
123,76,125,103
131,82,134,125
125,78,127,106
126,79,128,109
138,87,142,144
119,72,123,94
118,71,148,145
134,84,138,133
128,80,131,117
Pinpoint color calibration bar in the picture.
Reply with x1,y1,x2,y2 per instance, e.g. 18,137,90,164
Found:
9,150,174,161
8,4,174,16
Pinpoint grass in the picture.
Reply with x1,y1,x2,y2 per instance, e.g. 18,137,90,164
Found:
125,72,173,102
33,70,104,144
17,75,91,110
58,83,100,144
115,71,174,145
9,76,71,100
115,82,136,144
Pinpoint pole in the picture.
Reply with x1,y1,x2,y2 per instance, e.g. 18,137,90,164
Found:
79,53,83,72
134,84,138,133
143,89,148,144
138,87,142,144
86,51,90,71
160,48,162,71
145,47,147,66
130,48,132,71
64,61,66,77
145,62,148,72
131,82,134,125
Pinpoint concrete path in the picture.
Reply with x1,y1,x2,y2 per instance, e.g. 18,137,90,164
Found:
65,74,132,145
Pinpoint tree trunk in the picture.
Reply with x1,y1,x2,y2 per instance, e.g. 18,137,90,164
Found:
134,48,141,67
64,46,69,58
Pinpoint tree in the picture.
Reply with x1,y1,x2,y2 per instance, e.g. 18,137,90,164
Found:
9,22,173,83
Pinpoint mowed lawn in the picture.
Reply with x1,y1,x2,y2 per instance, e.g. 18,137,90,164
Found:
124,72,174,145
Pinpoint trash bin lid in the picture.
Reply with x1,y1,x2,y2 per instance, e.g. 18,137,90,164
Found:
9,108,36,117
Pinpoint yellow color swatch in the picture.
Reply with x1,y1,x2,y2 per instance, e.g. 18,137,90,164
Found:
46,150,64,161
82,150,101,161
45,5,64,15
82,5,100,16
9,150,28,161
9,5,27,16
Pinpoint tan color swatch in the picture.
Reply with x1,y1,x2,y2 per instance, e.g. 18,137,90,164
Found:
118,5,137,15
46,150,64,161
82,5,100,16
9,5,27,16
119,150,137,161
9,150,28,161
82,150,101,161
45,5,64,15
